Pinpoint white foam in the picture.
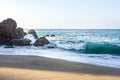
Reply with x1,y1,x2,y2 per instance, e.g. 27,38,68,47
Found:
0,46,120,69
24,34,36,44
56,41,85,50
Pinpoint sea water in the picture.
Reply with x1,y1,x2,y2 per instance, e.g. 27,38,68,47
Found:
0,29,120,68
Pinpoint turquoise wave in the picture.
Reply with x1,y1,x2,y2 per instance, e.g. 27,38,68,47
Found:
86,42,120,55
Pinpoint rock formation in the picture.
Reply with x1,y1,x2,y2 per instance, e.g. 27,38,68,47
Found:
0,18,31,46
0,18,50,47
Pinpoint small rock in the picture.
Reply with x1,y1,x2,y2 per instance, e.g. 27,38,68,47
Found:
34,37,49,46
28,29,38,39
48,46,55,48
51,35,55,37
45,35,49,37
16,27,26,39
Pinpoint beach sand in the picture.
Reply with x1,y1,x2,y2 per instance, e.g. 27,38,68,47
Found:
0,55,120,80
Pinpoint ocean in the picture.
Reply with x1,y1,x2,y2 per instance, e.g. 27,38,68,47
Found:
0,29,120,68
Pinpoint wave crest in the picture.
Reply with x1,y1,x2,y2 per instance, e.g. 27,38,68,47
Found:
55,41,120,55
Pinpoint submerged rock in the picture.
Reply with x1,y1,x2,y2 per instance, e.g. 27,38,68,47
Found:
45,34,55,37
51,35,55,37
44,42,56,48
28,29,38,39
45,35,49,37
34,37,49,46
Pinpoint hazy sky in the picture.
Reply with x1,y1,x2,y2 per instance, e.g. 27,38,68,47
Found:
0,0,120,29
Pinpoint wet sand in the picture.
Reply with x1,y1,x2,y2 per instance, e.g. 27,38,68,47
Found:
0,55,120,80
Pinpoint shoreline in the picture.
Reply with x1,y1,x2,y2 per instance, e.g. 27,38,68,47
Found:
0,54,120,70
0,55,120,80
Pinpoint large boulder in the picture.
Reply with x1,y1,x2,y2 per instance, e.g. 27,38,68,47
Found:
0,18,17,40
7,39,31,46
28,29,38,39
16,27,26,39
34,37,49,46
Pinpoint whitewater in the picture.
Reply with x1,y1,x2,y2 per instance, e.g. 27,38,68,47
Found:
0,29,120,68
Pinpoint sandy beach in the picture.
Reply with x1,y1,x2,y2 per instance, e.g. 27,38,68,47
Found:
0,55,120,80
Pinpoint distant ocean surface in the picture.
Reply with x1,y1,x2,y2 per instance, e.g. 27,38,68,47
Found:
0,29,120,68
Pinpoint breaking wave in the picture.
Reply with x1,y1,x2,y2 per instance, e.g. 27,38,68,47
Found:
55,41,120,55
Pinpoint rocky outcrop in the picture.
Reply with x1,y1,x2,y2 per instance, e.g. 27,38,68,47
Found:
0,18,50,47
28,29,38,39
0,18,31,46
7,39,31,46
16,27,26,39
34,37,49,46
0,18,17,40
